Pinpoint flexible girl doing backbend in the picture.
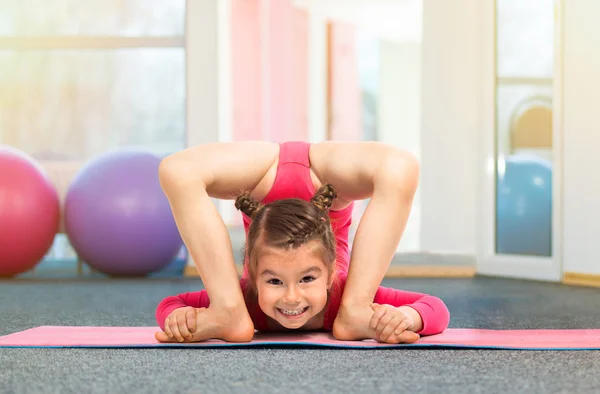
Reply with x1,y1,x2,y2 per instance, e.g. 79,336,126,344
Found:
154,141,450,344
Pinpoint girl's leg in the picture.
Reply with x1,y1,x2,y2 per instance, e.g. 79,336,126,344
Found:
160,174,254,342
156,140,280,342
333,163,419,340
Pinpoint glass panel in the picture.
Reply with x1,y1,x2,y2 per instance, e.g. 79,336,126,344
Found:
496,0,554,78
0,49,185,159
495,83,553,257
357,30,379,142
0,0,185,36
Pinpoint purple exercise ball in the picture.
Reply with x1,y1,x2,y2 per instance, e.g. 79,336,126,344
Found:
64,150,183,276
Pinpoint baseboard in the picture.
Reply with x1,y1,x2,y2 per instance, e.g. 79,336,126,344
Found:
385,265,475,278
183,262,476,279
390,252,476,267
184,264,243,277
562,272,600,288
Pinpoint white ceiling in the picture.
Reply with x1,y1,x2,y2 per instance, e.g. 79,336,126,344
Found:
293,0,422,42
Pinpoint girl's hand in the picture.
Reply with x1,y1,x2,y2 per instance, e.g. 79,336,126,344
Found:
157,307,206,343
370,303,420,344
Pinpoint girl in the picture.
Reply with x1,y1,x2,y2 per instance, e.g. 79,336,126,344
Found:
155,140,447,343
155,183,450,344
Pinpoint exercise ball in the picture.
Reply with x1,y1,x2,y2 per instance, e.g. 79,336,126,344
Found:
0,146,60,277
496,154,552,256
64,150,183,276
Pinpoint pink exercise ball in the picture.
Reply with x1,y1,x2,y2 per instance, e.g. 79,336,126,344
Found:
0,146,60,277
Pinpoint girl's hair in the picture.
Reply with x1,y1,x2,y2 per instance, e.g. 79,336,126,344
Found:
234,184,338,301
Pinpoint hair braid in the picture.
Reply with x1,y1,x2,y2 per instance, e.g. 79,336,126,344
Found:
310,184,337,211
234,192,263,218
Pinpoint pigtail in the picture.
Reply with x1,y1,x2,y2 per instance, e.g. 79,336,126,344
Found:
310,184,337,211
234,192,263,218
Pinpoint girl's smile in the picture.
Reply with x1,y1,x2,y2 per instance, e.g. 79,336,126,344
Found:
277,306,309,318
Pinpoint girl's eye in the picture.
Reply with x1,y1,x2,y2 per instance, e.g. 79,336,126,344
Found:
300,276,315,283
267,279,282,285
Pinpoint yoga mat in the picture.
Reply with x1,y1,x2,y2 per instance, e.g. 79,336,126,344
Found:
1,326,600,350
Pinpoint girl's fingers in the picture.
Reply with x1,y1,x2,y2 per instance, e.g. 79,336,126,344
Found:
186,310,197,333
164,318,174,340
397,330,420,343
375,310,394,337
177,314,193,341
169,318,184,342
155,331,170,343
370,305,388,330
379,315,402,341
389,329,420,344
385,318,412,343
394,320,412,336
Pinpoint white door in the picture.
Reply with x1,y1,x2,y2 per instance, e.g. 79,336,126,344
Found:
477,0,563,282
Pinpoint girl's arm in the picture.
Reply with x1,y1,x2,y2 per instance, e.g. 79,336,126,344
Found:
310,142,420,340
155,291,211,331
373,287,451,336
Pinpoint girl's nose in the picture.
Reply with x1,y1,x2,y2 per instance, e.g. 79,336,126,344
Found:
283,285,301,304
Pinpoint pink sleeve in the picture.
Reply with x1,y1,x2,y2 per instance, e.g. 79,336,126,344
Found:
373,286,450,336
155,290,211,330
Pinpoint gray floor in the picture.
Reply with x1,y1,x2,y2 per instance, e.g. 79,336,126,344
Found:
1,276,600,394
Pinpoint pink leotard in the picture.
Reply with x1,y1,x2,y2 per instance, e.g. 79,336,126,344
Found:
156,142,450,335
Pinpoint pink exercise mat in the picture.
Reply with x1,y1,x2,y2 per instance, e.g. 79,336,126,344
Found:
1,326,600,350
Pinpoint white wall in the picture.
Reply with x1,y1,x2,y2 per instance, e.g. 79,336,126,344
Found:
186,0,220,147
419,0,481,254
296,0,423,144
562,0,600,275
294,0,422,43
377,40,422,251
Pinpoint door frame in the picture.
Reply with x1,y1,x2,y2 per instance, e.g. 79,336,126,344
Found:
477,0,564,282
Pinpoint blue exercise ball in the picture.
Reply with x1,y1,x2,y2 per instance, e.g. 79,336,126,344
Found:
65,149,183,276
496,154,552,257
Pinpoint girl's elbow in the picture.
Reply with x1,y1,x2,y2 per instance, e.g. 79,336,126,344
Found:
437,303,451,333
426,300,451,335
158,156,184,191
442,311,451,332
158,155,209,193
377,151,420,197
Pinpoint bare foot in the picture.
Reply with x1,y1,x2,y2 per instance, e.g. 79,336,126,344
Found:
155,305,254,343
332,303,376,341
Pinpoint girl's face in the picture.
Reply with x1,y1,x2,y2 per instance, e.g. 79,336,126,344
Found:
254,242,332,330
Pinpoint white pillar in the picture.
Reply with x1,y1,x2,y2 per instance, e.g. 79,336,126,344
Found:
185,0,220,148
377,39,422,252
419,0,481,254
185,0,222,267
